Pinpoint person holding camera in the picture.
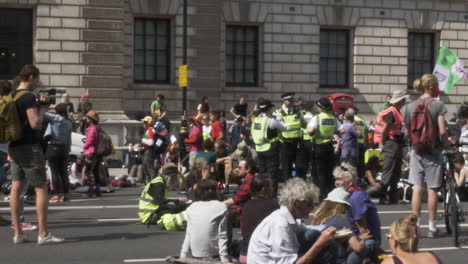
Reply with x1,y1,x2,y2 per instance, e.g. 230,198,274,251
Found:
8,64,64,245
44,103,73,203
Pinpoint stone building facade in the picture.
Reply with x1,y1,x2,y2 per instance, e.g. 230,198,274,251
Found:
1,0,468,143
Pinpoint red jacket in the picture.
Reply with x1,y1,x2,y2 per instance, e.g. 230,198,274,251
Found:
210,121,223,141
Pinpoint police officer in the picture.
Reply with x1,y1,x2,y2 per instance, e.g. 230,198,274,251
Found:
251,99,286,196
352,107,367,183
296,102,316,181
308,97,339,201
275,92,306,181
138,166,187,224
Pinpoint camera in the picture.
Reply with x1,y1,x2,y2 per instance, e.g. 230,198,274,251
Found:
37,87,67,105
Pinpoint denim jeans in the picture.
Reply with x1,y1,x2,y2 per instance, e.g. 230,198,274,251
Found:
298,229,342,264
346,239,383,264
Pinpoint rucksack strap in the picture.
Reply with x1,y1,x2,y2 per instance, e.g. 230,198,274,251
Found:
13,90,30,101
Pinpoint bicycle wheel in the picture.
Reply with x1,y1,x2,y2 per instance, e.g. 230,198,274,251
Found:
448,189,460,247
443,184,452,235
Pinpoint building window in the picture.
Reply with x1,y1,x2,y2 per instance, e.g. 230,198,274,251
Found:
320,29,349,88
408,32,435,89
226,26,258,86
134,18,170,83
0,8,33,80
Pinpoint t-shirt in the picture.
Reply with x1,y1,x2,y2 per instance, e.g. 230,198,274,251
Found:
9,89,42,147
195,151,216,166
240,198,279,254
233,103,248,117
151,101,166,116
403,99,448,148
347,190,382,247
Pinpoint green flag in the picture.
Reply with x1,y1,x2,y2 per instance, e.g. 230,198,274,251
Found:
433,45,468,94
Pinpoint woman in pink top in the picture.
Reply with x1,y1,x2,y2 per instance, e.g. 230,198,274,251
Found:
82,110,102,197
185,118,202,168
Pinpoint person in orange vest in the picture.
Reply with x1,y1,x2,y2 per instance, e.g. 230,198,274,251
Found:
373,90,409,205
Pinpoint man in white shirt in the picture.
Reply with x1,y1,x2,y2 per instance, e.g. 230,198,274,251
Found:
248,178,336,264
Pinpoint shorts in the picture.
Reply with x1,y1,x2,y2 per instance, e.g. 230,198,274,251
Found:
408,149,443,189
9,144,47,186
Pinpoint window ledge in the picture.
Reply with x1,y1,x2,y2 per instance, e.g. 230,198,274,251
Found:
130,83,177,90
222,86,267,92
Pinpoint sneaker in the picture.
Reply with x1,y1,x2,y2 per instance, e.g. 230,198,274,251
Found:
60,195,71,202
21,223,38,231
49,196,60,203
13,235,26,244
38,233,64,245
428,228,439,238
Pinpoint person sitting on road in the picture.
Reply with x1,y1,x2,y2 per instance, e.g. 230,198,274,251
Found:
334,163,384,261
452,154,468,201
180,179,232,264
138,166,187,224
248,178,337,264
364,156,383,196
311,187,377,264
382,214,442,264
239,174,279,264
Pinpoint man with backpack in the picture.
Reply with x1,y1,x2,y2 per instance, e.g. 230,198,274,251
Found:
404,74,450,238
5,65,64,245
373,90,408,205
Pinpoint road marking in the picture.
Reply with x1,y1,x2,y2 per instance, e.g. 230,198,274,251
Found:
48,218,139,223
381,223,468,230
124,258,167,263
0,205,138,211
419,246,468,251
308,210,444,216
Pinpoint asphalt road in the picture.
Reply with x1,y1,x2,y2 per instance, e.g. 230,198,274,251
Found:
0,177,468,263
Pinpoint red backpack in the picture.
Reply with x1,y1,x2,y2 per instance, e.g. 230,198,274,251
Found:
410,98,437,153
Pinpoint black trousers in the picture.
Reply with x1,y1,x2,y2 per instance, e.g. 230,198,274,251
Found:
85,153,102,187
257,142,281,196
357,143,367,187
280,138,301,182
315,143,335,201
380,140,403,202
142,149,157,183
46,144,69,195
296,140,314,181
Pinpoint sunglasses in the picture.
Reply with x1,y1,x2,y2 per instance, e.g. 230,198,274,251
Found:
385,233,392,240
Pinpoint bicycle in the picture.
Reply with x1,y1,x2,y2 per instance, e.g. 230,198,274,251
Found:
441,149,467,247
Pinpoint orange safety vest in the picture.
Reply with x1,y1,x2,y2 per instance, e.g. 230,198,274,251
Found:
373,106,403,143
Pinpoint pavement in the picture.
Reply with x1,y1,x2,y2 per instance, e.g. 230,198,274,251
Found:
0,170,467,263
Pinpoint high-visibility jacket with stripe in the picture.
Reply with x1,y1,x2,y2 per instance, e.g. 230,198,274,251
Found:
355,115,366,145
251,115,274,152
302,112,314,141
275,108,302,139
138,175,167,224
157,210,188,231
314,112,337,145
373,106,403,144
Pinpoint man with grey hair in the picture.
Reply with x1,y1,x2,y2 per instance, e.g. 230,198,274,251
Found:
248,178,337,264
338,108,361,166
334,163,383,261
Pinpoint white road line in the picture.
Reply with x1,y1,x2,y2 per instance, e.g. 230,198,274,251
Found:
419,246,468,251
381,223,468,230
124,258,167,263
48,218,139,223
0,205,138,211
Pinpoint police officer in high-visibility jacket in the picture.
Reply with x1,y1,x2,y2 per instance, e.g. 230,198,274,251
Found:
138,166,187,224
373,90,408,204
296,102,316,181
251,99,286,196
353,107,368,181
274,92,306,182
307,97,339,201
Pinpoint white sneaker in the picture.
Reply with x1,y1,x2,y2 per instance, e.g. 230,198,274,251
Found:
37,233,64,245
13,235,26,244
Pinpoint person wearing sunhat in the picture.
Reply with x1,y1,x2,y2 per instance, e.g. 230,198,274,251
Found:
141,116,157,183
308,97,340,201
274,92,307,182
82,110,102,197
373,90,408,205
251,99,286,196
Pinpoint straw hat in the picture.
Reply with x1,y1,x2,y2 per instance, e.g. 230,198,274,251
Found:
85,110,100,122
